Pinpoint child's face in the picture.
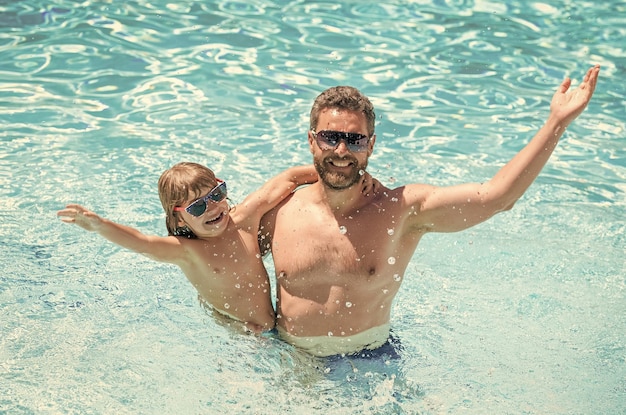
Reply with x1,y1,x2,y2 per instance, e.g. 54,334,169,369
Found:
176,185,230,238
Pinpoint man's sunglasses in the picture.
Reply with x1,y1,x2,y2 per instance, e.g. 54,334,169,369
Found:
311,130,370,152
174,179,227,217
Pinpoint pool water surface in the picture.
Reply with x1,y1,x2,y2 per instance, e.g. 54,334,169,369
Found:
1,1,624,414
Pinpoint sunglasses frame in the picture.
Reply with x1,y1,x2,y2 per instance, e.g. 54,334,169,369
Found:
174,179,227,217
311,129,371,152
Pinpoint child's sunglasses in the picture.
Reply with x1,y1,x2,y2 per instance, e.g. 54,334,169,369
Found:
174,179,227,217
311,130,370,152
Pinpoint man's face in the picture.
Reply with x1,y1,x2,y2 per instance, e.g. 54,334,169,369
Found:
309,108,375,190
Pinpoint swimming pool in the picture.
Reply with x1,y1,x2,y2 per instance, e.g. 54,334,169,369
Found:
1,0,624,413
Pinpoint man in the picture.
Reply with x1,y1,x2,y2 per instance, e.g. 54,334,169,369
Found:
260,65,600,356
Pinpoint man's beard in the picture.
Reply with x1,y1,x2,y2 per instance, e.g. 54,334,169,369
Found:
314,155,367,190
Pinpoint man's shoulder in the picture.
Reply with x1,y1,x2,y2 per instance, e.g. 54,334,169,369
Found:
279,185,314,206
372,182,432,202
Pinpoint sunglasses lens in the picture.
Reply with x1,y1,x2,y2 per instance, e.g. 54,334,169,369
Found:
350,135,369,147
316,131,338,149
316,131,368,151
187,200,207,217
208,182,227,202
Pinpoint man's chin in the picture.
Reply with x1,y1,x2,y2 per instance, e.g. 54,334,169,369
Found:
320,172,360,190
315,159,365,190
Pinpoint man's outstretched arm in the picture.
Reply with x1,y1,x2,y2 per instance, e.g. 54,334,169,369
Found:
408,64,600,233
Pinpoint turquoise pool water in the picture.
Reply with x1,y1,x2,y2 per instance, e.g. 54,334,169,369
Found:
1,0,624,413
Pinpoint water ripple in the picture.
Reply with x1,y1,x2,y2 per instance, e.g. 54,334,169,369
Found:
1,1,625,414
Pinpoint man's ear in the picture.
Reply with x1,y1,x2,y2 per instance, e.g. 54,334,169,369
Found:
308,130,316,154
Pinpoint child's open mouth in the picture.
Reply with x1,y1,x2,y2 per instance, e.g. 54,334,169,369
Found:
205,212,224,225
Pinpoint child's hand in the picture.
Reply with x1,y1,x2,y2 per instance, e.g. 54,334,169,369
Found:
57,204,102,232
359,171,381,196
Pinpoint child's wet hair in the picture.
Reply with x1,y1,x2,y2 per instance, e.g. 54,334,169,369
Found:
158,162,219,237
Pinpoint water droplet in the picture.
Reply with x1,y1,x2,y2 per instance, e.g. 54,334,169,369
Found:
388,256,396,265
224,303,230,309
387,228,394,235
339,225,347,234
327,331,334,337
235,283,241,289
345,302,352,308
391,197,398,202
393,274,402,282
358,169,365,176
382,289,389,294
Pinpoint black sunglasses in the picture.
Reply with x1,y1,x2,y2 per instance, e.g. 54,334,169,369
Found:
312,130,370,152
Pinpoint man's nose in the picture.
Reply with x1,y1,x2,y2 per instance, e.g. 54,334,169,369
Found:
334,139,350,155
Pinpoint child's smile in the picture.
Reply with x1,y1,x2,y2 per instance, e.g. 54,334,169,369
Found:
204,210,226,225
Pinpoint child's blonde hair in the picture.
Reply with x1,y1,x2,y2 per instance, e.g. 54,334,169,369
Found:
158,162,219,237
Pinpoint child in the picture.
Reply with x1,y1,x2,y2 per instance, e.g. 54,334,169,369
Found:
58,163,322,332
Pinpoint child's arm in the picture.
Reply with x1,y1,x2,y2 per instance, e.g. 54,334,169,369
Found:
359,170,381,196
57,204,186,263
238,165,318,217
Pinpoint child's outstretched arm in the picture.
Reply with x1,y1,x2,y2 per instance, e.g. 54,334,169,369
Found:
57,204,185,263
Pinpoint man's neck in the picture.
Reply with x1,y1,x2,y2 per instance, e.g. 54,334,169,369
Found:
313,181,366,216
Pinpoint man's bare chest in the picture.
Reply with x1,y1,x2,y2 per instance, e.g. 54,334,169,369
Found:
273,206,406,274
